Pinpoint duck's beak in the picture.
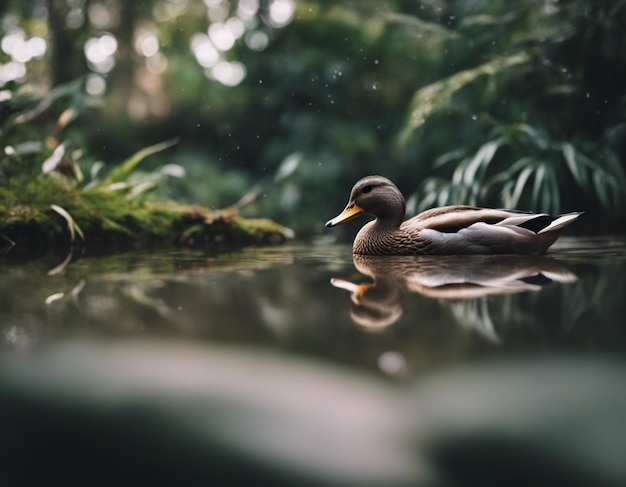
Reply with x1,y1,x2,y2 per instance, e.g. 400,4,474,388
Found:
325,202,363,227
330,278,372,304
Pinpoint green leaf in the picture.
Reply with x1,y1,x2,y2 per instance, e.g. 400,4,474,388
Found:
433,148,467,169
515,124,549,150
8,78,84,127
505,157,534,177
463,138,502,186
98,138,179,187
501,180,514,208
509,165,534,208
530,163,546,209
437,186,451,207
451,158,467,187
545,164,561,213
50,204,85,243
382,12,461,39
398,52,530,144
274,152,302,182
592,170,611,211
562,142,588,187
601,151,626,189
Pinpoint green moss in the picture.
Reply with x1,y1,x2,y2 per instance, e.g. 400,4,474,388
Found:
0,176,293,254
231,217,296,244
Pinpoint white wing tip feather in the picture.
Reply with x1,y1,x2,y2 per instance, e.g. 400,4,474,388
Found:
538,212,583,235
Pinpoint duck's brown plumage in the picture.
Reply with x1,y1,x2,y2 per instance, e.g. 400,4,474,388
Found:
325,175,582,255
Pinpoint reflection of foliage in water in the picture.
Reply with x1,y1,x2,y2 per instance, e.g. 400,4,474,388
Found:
483,256,626,352
1,242,626,375
444,255,624,352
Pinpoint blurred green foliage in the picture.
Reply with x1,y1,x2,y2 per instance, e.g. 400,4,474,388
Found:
1,0,625,237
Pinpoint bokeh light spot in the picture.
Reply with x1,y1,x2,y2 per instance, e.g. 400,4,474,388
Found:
246,31,268,51
208,22,235,51
211,61,246,86
267,0,295,28
191,33,219,68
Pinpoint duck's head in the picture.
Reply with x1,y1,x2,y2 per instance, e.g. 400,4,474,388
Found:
325,175,406,228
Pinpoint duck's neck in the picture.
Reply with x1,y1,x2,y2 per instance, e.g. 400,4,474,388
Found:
374,195,406,229
373,215,404,231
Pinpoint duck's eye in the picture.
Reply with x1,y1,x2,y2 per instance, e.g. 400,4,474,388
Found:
362,185,372,194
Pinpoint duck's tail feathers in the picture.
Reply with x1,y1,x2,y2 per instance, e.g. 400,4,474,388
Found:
537,212,584,235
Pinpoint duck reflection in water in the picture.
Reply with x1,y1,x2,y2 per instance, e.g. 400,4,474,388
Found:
332,255,577,334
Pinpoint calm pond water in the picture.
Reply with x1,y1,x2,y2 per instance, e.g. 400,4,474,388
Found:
1,237,626,486
2,237,625,374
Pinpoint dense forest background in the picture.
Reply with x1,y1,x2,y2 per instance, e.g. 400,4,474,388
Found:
1,0,625,238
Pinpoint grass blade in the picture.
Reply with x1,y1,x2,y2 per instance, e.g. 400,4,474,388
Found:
99,138,179,186
50,204,85,243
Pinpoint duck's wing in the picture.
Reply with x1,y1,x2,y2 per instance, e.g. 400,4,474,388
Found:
409,206,581,233
495,211,582,235
407,206,529,232
405,206,583,254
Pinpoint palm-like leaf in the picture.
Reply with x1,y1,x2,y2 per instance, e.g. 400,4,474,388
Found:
398,53,529,144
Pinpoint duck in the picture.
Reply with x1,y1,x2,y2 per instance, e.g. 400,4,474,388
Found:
325,175,583,255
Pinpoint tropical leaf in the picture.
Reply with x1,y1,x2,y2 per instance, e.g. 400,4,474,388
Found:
545,163,561,213
515,123,550,150
415,178,444,211
508,165,535,208
398,52,529,144
600,150,626,189
433,148,467,169
560,142,625,213
274,152,302,182
96,138,179,187
382,12,461,39
501,180,514,208
531,163,546,209
7,78,84,127
463,138,503,186
592,170,613,211
459,12,517,29
562,142,588,187
437,185,451,207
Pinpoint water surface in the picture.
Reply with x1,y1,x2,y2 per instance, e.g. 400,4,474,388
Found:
2,237,625,377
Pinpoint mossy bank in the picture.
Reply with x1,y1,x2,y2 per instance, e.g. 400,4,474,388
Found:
0,177,293,255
